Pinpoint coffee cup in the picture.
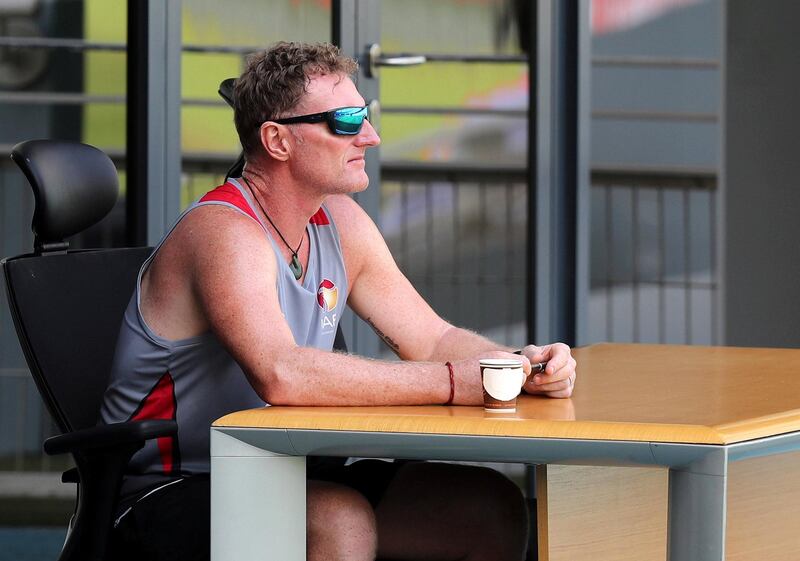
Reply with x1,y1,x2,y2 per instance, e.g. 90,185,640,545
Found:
480,358,526,413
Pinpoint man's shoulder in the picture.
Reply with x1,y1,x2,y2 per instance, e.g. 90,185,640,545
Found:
150,204,276,303
323,193,360,214
321,194,388,280
197,182,259,222
165,201,271,263
323,194,372,233
183,199,262,231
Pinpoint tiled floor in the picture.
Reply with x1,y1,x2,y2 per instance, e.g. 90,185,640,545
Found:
0,527,65,561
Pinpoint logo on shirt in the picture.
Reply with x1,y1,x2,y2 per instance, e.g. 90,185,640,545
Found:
317,279,339,312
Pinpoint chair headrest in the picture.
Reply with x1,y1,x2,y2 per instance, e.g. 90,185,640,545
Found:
218,78,236,109
218,78,244,179
10,140,119,251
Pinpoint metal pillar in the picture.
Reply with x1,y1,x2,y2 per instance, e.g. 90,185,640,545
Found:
126,0,182,246
667,450,728,560
722,0,800,348
526,0,590,347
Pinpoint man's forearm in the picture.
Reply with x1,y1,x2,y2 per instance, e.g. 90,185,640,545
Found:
249,345,453,407
424,325,516,363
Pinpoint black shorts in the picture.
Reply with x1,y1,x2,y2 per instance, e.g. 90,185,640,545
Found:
107,458,407,561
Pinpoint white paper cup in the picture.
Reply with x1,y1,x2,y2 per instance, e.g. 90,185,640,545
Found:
480,358,525,412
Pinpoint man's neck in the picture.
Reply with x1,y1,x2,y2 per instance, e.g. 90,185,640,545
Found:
240,165,323,246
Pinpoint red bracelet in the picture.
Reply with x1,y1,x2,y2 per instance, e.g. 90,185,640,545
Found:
445,361,455,405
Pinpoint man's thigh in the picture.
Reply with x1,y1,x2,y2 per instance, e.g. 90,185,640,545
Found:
309,458,408,508
109,475,211,561
107,461,403,561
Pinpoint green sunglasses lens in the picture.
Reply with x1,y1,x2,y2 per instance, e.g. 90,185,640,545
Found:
332,106,368,134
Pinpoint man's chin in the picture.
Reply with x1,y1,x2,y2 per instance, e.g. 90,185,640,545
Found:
347,173,370,193
324,172,370,195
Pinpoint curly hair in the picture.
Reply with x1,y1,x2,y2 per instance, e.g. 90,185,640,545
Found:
233,41,359,157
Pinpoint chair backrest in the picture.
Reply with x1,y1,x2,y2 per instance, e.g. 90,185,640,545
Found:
4,248,150,432
2,139,150,433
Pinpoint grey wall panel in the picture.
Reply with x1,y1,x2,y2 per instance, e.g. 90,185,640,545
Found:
722,0,800,347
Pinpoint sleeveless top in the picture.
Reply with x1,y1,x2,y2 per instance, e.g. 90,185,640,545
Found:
100,178,348,491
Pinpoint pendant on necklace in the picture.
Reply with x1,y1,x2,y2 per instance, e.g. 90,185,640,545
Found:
289,253,303,280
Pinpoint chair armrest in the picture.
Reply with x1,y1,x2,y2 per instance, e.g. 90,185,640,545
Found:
44,419,178,455
43,419,178,561
62,467,79,483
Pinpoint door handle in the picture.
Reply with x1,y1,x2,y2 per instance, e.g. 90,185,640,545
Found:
367,99,380,134
367,43,427,77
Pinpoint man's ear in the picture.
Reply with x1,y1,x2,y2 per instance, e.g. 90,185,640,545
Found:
259,122,291,161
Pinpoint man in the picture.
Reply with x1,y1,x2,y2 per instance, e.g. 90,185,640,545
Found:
103,41,576,561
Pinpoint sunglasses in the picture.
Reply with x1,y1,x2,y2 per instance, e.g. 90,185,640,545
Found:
272,105,370,135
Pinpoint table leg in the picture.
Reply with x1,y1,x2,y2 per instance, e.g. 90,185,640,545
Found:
210,429,306,561
668,455,727,561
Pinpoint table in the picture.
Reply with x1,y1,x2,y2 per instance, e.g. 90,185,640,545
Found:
210,344,800,561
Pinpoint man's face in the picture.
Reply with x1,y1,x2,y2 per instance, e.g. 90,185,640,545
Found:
283,73,380,195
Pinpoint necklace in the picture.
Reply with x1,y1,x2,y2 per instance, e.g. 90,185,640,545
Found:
241,175,304,280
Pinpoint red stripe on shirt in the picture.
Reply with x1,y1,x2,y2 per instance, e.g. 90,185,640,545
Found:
130,373,178,475
199,182,259,222
309,208,329,225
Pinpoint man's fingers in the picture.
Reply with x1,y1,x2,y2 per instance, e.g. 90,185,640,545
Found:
543,372,576,397
525,343,568,373
521,342,576,398
531,362,576,394
523,344,549,365
541,343,571,375
533,380,569,392
531,358,574,384
525,377,574,397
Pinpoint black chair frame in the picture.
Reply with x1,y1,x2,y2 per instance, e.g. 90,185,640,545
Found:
2,139,176,561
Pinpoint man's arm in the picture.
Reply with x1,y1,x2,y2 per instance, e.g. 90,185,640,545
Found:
185,204,498,406
327,195,576,398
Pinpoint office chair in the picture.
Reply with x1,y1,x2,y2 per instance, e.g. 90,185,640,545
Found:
1,139,177,561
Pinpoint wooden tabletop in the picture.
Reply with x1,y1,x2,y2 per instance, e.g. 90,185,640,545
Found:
214,344,800,445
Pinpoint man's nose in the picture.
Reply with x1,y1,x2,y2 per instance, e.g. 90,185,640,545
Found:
355,118,381,147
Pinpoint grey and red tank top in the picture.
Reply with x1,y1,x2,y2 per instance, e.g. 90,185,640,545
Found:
100,179,348,489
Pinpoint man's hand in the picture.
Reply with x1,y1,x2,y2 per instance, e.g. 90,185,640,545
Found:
520,343,576,398
452,350,531,405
